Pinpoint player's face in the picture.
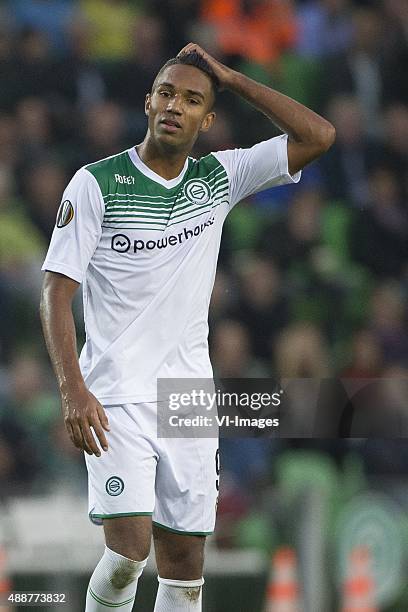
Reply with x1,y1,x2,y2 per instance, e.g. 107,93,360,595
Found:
145,64,215,151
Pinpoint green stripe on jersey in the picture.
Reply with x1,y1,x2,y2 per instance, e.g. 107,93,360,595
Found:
85,150,229,231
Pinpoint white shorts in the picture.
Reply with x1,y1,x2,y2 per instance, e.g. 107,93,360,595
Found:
85,403,219,535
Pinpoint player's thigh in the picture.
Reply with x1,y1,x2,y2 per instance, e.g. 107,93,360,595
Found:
104,515,152,561
153,524,206,579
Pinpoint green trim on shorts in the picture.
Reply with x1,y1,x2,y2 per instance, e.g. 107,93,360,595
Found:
89,587,135,607
91,512,153,519
153,520,214,536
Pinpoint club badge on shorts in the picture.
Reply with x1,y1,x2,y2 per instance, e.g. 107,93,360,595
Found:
106,476,125,496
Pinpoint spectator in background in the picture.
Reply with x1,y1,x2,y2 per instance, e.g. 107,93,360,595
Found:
5,352,87,495
0,353,47,495
258,187,323,270
369,281,408,365
13,28,55,104
274,322,332,435
351,165,408,278
0,27,53,112
383,104,408,184
0,164,45,347
211,320,268,378
322,95,379,206
0,24,16,110
0,425,39,496
200,0,297,65
7,0,76,55
21,160,67,240
342,329,383,378
296,0,353,58
324,7,385,137
231,257,288,362
0,114,19,172
151,0,200,56
0,165,45,271
104,14,167,122
80,0,141,62
73,100,129,168
381,0,408,106
274,322,331,379
16,97,55,163
258,187,352,340
52,16,106,110
0,163,39,361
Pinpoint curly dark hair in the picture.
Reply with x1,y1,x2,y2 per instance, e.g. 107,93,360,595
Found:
152,51,219,100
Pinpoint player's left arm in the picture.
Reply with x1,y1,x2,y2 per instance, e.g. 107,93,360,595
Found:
179,43,336,173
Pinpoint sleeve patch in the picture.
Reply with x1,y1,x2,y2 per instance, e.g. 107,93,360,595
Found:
56,200,75,228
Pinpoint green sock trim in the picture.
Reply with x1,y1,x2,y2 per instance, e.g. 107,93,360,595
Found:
89,587,135,608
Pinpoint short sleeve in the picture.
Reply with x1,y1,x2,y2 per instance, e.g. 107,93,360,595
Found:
213,134,301,208
41,167,104,283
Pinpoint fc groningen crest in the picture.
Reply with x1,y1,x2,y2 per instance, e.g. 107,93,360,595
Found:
106,476,124,496
183,179,211,206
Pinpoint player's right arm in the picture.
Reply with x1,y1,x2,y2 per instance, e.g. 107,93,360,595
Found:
40,272,109,456
179,42,335,174
39,167,109,456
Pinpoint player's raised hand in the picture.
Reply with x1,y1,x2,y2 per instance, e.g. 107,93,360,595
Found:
62,387,110,457
177,42,233,90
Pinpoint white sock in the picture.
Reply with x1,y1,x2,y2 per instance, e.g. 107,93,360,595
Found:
153,577,204,611
85,546,147,611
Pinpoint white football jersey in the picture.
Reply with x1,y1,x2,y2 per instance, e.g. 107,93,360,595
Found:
42,134,300,403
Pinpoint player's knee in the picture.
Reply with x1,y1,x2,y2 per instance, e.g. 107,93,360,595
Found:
107,551,148,590
160,537,204,566
109,564,137,590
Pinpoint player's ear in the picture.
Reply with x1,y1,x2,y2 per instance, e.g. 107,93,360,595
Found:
200,111,216,133
145,93,151,116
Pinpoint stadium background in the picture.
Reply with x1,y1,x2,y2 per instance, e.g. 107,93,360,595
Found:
0,0,407,610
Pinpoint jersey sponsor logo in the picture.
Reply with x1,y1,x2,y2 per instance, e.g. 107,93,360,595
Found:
56,200,74,228
184,179,211,205
114,173,135,185
110,218,214,255
111,233,131,253
106,476,124,496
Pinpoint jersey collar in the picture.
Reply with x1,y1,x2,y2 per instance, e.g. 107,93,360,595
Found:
127,147,189,189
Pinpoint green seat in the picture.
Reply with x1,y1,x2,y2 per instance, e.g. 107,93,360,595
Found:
275,450,338,504
279,53,323,109
234,512,277,553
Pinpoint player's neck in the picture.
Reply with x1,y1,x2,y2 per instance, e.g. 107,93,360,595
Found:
136,137,189,181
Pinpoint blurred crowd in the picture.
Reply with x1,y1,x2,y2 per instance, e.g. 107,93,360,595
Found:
0,0,408,549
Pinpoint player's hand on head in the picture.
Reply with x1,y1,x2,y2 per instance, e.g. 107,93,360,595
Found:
177,42,233,90
62,388,110,457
